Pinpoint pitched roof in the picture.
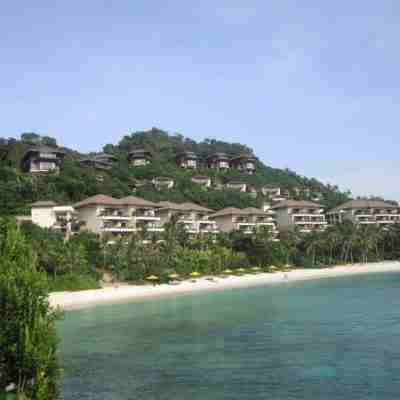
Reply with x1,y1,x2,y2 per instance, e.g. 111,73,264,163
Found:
180,202,214,213
74,194,120,208
210,207,248,218
241,207,267,215
191,175,210,180
119,196,160,208
271,200,323,210
230,153,256,161
329,199,399,213
158,201,185,211
31,200,58,208
23,146,66,158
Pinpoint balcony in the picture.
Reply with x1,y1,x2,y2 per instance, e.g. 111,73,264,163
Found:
99,209,131,220
135,209,159,220
136,221,164,232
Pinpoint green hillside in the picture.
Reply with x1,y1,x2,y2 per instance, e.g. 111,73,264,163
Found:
0,128,351,215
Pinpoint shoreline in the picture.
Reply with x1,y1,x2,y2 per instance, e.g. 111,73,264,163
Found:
49,261,400,311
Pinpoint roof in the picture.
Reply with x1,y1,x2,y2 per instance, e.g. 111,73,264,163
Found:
242,207,267,215
210,207,248,218
230,153,256,161
153,176,174,182
31,200,58,208
206,152,229,160
177,151,198,158
180,202,214,213
329,199,399,213
271,200,323,210
226,180,246,185
94,153,117,161
23,146,66,158
119,196,160,208
128,147,152,156
158,201,186,211
74,194,121,209
191,175,210,180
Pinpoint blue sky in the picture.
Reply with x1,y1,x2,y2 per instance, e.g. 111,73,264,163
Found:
1,1,399,200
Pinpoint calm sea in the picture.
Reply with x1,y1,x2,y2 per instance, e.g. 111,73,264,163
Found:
59,272,400,399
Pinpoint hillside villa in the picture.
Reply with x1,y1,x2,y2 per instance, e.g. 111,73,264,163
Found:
176,151,198,169
230,154,257,175
206,152,230,172
21,146,66,174
128,147,152,167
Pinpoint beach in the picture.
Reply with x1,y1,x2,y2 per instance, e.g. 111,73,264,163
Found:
50,261,400,310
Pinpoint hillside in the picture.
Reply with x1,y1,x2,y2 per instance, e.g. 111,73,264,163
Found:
0,128,351,215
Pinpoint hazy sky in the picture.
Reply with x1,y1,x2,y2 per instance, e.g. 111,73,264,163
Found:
1,1,399,200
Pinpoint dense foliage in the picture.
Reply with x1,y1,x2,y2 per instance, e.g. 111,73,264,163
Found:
0,220,62,400
0,128,351,216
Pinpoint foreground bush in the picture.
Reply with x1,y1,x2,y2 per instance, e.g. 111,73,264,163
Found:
0,221,62,399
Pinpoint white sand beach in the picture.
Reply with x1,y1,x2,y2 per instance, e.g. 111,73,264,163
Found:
50,261,400,311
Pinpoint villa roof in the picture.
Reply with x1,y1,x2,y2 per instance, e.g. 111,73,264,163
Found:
191,175,210,180
329,199,399,213
210,207,248,218
226,180,246,185
158,201,185,211
241,207,267,215
153,176,174,182
230,153,256,161
177,151,198,158
206,152,229,160
271,200,323,210
23,146,66,159
31,200,58,208
74,194,121,208
119,196,160,208
128,147,152,156
180,202,214,213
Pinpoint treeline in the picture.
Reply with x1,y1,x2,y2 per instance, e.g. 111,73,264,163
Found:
0,128,351,215
2,217,399,291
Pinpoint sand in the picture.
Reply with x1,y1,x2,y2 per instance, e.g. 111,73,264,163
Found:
49,261,400,311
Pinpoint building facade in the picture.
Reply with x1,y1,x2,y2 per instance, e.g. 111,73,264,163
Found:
272,200,327,233
230,154,256,175
21,146,66,173
206,153,230,172
327,200,400,227
176,151,198,169
128,148,152,167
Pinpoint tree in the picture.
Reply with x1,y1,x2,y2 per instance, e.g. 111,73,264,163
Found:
0,220,62,399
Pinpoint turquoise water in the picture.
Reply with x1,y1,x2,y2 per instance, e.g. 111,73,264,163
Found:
59,272,400,399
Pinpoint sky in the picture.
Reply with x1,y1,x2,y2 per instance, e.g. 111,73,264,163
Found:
1,1,399,200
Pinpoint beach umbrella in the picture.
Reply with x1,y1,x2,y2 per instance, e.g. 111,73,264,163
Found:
236,268,246,273
146,275,159,281
168,273,180,279
269,266,278,271
222,269,233,274
190,271,201,277
251,266,261,271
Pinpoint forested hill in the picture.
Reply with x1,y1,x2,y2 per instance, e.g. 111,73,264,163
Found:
0,128,351,215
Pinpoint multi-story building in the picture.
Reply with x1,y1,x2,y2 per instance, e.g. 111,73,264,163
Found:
119,196,163,233
21,146,66,174
158,201,218,234
242,207,278,235
261,186,289,203
191,175,212,189
230,154,257,175
79,153,117,170
327,200,400,227
210,207,276,234
206,152,230,172
176,151,198,169
30,201,78,237
152,176,175,190
272,200,327,233
128,148,152,167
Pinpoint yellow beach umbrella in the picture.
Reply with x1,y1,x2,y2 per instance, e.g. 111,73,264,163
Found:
270,265,278,270
251,266,261,271
236,268,246,273
146,275,159,282
168,273,180,279
223,269,233,274
190,271,201,277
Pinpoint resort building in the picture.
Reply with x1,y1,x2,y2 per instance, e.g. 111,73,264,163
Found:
230,154,257,175
242,207,278,235
158,201,218,234
210,207,276,234
74,194,163,236
326,200,400,227
128,148,152,167
191,175,212,189
30,201,77,237
261,186,289,203
206,152,230,172
79,153,117,170
176,151,198,169
21,146,66,174
271,200,327,233
152,176,175,190
226,180,247,193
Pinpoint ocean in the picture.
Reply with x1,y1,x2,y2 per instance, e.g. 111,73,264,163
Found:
59,271,400,399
